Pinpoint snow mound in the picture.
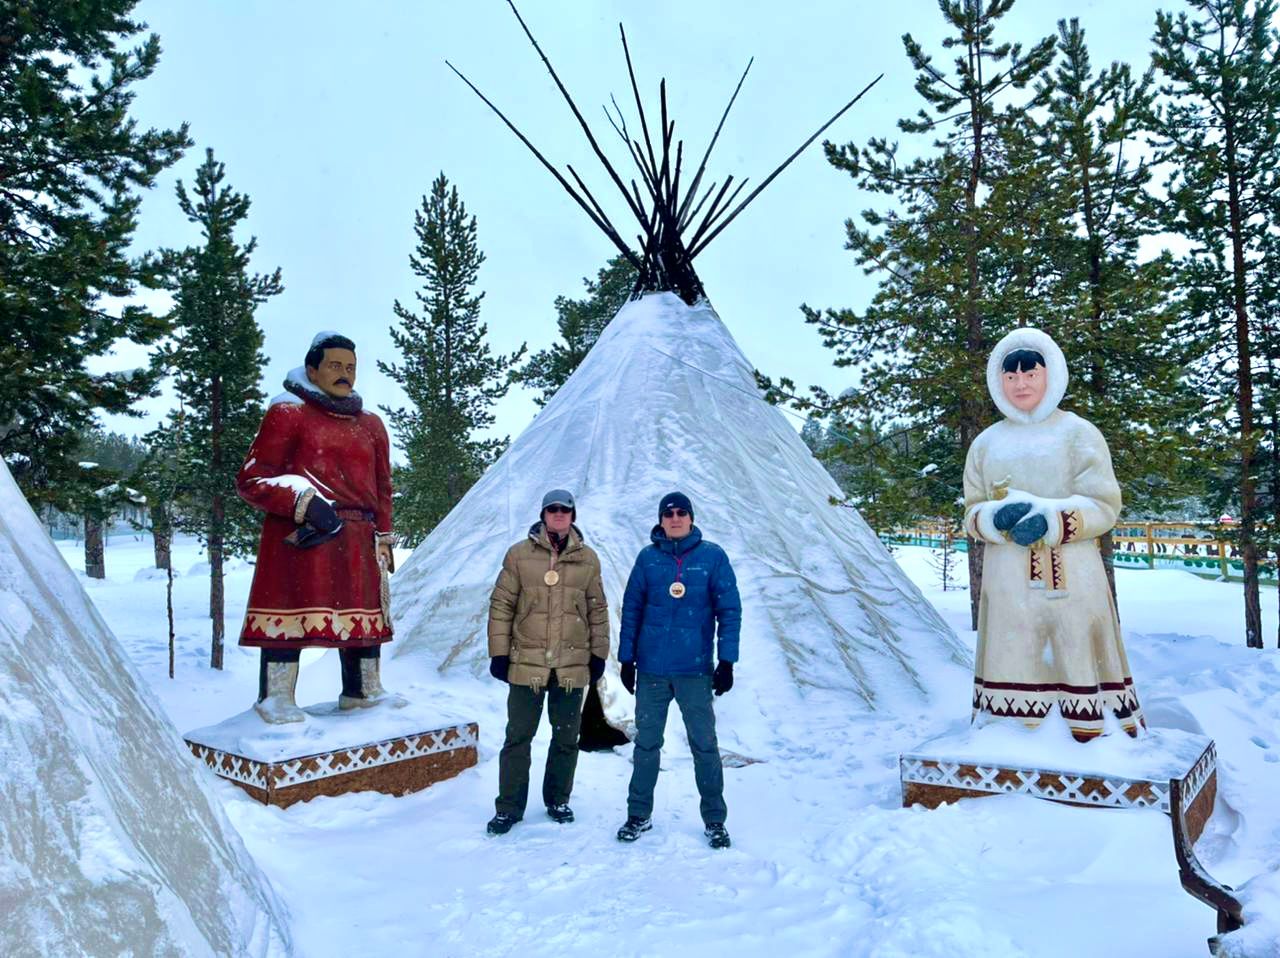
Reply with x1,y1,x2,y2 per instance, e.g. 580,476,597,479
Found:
1216,863,1280,957
0,462,291,957
392,293,967,727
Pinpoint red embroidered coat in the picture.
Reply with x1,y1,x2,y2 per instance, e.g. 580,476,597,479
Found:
237,392,394,649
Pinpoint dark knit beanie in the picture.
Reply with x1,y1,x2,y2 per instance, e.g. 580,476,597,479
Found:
658,491,693,520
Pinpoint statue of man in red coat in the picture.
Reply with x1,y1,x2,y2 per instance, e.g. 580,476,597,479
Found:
236,332,400,723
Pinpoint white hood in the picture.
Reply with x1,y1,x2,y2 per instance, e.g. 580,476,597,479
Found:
986,326,1068,424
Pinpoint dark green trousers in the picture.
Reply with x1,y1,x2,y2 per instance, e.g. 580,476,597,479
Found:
495,676,584,817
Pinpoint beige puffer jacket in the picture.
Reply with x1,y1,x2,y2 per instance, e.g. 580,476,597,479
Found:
487,523,610,691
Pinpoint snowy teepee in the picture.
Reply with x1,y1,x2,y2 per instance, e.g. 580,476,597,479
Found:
393,293,966,714
0,461,291,957
391,7,966,724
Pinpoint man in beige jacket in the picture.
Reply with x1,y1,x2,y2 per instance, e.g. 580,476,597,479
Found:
486,489,610,835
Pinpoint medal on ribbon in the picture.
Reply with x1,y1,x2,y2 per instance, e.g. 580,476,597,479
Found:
669,581,686,599
544,569,560,586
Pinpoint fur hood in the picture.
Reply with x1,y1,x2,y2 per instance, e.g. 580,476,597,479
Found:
986,327,1068,424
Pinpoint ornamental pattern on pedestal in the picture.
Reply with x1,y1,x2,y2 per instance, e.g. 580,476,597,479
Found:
185,722,479,790
899,739,1215,814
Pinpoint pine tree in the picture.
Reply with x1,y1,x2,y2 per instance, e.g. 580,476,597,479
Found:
815,417,953,535
1035,18,1200,602
158,150,282,670
0,2,189,509
1149,0,1280,649
71,427,147,579
761,0,1056,629
380,173,526,546
516,255,637,406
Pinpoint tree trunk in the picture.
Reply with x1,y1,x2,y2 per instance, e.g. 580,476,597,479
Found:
1223,110,1263,649
84,515,105,579
1270,387,1279,648
209,372,226,670
151,503,171,570
1077,137,1121,619
167,556,176,680
963,31,987,633
209,516,224,670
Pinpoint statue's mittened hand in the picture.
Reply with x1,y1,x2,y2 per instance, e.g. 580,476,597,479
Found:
994,500,1032,532
1011,513,1048,547
305,497,340,533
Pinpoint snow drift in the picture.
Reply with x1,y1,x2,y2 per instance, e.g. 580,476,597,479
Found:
0,462,291,957
392,293,967,725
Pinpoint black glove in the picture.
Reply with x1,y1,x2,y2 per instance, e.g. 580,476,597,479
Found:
489,655,509,682
304,496,341,533
1011,513,1049,547
589,655,606,683
713,660,734,696
620,662,637,695
993,501,1032,532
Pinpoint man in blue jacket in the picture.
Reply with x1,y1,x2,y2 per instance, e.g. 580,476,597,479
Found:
615,491,741,849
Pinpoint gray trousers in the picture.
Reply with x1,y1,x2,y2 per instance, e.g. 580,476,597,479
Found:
627,672,726,826
495,678,584,817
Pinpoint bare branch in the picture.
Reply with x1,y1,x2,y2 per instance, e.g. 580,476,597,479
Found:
690,73,884,258
445,60,642,272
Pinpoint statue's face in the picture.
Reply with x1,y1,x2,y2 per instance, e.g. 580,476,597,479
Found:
1001,363,1047,412
306,348,357,398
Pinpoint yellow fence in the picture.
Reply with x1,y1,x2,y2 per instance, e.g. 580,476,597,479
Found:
883,520,1278,584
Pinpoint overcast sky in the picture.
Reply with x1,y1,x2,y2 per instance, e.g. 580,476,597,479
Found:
100,0,1165,450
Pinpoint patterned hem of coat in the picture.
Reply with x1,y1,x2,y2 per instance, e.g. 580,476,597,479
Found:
972,676,1144,741
239,607,393,646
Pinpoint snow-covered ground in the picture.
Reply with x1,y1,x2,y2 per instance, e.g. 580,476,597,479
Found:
63,532,1280,957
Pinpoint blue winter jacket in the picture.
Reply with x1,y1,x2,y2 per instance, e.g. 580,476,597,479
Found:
617,525,741,676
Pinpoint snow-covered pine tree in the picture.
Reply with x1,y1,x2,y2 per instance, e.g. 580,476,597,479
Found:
759,0,1057,630
1149,0,1280,649
158,149,282,670
379,173,526,547
70,428,149,578
516,255,637,406
1036,17,1199,606
0,2,189,510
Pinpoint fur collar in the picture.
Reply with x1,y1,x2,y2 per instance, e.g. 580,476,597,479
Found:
282,367,363,417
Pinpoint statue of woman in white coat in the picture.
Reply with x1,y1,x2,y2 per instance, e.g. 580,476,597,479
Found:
963,327,1144,742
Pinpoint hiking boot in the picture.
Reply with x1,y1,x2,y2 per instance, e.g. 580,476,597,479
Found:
486,813,520,835
546,803,575,824
705,823,731,849
616,816,652,842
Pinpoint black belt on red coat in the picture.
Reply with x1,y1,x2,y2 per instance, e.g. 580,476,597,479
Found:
334,506,375,522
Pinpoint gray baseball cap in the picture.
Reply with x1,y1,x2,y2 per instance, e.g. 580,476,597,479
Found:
541,488,575,511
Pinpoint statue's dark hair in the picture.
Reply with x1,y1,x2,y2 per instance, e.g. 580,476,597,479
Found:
305,334,356,370
1001,348,1045,374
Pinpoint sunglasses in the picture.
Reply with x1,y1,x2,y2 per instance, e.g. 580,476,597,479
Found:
545,505,573,514
662,508,690,519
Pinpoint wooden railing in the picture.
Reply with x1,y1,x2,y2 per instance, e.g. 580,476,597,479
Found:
882,520,1278,584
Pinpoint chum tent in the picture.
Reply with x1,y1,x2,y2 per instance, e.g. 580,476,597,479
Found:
0,461,291,957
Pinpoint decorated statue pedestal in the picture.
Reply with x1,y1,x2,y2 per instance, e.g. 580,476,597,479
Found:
900,718,1218,842
185,700,478,809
